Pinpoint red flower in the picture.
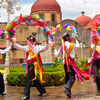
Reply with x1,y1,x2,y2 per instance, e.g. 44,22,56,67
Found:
11,21,17,27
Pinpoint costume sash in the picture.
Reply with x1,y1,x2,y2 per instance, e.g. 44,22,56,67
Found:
90,43,94,53
27,48,44,83
60,43,75,57
96,45,100,55
60,41,75,81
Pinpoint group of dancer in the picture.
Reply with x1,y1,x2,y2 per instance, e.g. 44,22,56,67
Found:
0,32,100,100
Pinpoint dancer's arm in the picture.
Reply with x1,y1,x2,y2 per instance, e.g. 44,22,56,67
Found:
13,43,27,51
54,48,62,57
34,38,49,53
75,37,80,47
0,46,11,54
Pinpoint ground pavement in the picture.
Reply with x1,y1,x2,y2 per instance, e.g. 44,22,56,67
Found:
0,78,100,100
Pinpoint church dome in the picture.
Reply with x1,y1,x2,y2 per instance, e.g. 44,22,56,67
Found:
75,11,91,26
31,0,61,13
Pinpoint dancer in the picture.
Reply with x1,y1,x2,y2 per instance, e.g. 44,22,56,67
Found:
84,35,100,96
53,33,89,98
12,35,49,100
0,44,11,96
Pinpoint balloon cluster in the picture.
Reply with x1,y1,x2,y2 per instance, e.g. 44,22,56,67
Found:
51,24,77,38
91,17,100,44
4,14,53,43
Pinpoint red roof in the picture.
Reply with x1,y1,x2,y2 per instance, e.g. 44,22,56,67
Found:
85,14,100,29
75,16,91,26
31,0,61,13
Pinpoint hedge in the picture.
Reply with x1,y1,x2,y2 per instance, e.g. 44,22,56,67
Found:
3,57,91,86
6,71,65,87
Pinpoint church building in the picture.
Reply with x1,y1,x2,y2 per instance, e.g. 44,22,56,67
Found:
0,0,94,66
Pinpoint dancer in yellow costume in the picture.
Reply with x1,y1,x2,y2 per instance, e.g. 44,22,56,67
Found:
0,45,11,96
12,35,49,100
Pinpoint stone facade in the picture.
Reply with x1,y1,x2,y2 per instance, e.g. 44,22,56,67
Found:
54,19,91,60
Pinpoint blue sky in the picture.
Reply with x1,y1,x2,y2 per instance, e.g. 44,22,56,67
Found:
0,0,100,22
20,0,36,4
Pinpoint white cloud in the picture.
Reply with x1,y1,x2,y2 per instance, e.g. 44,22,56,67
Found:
56,0,100,20
0,3,33,22
1,0,100,22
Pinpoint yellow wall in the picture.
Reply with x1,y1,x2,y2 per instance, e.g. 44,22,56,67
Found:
44,13,51,22
31,11,61,22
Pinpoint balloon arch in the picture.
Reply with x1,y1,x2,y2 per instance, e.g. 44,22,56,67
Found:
4,14,53,42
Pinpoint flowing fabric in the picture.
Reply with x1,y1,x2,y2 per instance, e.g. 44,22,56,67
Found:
69,57,89,82
60,42,89,82
84,50,100,82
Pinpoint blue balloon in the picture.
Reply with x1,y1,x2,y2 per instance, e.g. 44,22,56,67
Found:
98,31,100,36
38,18,41,21
42,29,46,32
53,35,55,39
72,28,77,33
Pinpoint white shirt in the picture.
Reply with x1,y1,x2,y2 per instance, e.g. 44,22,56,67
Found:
0,46,11,54
54,40,79,59
13,43,49,60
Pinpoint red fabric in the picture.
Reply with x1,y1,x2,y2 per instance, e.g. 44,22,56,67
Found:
68,57,89,80
84,57,100,68
27,58,37,64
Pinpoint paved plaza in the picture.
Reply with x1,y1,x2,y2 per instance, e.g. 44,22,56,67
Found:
0,78,100,100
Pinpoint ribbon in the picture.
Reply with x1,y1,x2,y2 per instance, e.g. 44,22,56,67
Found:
0,69,10,74
60,40,75,81
27,48,44,83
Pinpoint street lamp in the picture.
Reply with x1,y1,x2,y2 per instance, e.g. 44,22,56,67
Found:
1,0,21,70
80,42,85,59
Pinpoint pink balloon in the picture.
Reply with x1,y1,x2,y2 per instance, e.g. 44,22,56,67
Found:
94,20,100,26
56,27,59,31
70,25,74,30
91,30,97,36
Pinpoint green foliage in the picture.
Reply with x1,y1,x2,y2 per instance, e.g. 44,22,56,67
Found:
76,57,89,72
5,57,90,86
7,72,25,86
77,58,88,67
6,71,65,86
52,58,61,67
2,54,6,59
6,65,65,86
9,67,26,72
75,55,78,65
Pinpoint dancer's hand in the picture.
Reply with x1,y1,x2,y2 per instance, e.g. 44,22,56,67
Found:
75,36,78,40
11,38,16,43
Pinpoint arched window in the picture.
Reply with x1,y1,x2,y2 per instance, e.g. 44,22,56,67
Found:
52,14,55,22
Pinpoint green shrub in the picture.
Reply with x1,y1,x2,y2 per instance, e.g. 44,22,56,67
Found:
76,57,89,72
5,57,90,86
6,71,65,86
52,58,60,67
9,67,26,72
7,72,26,86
